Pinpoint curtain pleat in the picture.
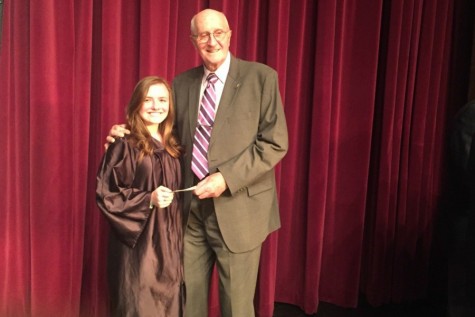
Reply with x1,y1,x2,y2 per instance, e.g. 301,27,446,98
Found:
362,0,455,307
0,0,473,316
0,0,31,315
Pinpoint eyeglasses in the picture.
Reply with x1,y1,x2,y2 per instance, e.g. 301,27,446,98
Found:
191,30,229,44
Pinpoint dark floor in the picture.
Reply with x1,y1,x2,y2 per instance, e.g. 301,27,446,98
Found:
272,211,475,317
273,300,449,317
274,300,475,317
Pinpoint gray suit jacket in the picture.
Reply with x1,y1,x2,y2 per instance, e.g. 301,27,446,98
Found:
172,55,288,253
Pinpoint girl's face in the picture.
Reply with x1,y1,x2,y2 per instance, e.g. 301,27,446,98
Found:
139,83,170,127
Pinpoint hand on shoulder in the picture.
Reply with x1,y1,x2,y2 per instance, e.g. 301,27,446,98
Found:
104,124,130,150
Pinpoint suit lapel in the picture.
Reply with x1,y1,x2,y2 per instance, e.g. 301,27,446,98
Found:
210,57,241,147
188,68,204,142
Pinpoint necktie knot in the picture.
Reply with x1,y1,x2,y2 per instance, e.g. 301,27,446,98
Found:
207,73,218,85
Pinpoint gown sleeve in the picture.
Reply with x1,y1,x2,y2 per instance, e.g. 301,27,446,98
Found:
96,138,153,248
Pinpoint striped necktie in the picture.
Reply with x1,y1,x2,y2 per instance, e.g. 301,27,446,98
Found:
192,73,219,180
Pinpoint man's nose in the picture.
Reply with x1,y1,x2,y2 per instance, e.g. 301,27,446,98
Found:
207,34,217,45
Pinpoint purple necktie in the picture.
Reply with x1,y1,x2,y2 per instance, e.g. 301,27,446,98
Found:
192,73,219,180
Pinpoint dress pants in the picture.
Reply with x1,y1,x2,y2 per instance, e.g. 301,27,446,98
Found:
184,195,262,317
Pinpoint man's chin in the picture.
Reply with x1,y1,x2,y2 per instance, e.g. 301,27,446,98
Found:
203,58,224,71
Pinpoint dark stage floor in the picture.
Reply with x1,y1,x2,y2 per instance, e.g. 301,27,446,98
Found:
273,300,452,317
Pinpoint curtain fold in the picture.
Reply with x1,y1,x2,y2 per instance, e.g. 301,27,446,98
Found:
0,0,473,316
1,1,30,314
361,0,455,306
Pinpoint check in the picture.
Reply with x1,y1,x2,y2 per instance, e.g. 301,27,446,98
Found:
173,186,197,193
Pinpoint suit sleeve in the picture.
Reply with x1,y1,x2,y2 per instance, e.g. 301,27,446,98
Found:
96,139,152,247
217,69,288,194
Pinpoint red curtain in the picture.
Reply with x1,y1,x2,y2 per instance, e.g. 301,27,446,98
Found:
0,0,473,316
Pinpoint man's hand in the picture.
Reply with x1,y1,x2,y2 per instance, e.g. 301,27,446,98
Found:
151,186,174,209
104,124,130,150
193,172,228,199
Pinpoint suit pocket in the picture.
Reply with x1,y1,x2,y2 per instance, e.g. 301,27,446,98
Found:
247,174,273,196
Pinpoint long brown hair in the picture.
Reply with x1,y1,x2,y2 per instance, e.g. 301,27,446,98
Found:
126,76,180,159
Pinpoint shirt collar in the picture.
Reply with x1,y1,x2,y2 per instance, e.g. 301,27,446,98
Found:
203,52,231,84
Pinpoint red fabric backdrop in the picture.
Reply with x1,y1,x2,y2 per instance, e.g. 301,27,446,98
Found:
0,0,473,316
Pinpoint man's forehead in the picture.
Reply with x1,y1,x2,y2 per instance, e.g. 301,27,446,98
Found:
195,14,227,30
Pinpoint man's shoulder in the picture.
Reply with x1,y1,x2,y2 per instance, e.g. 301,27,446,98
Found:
230,58,278,84
174,66,202,83
234,57,275,74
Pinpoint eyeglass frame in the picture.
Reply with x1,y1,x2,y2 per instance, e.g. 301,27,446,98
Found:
190,29,231,44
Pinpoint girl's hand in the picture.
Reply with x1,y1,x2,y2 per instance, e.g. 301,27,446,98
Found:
151,186,174,208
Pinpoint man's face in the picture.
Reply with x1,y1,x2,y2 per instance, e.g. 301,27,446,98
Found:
191,11,232,72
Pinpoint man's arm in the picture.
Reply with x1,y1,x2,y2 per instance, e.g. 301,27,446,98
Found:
217,68,288,195
195,66,288,199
